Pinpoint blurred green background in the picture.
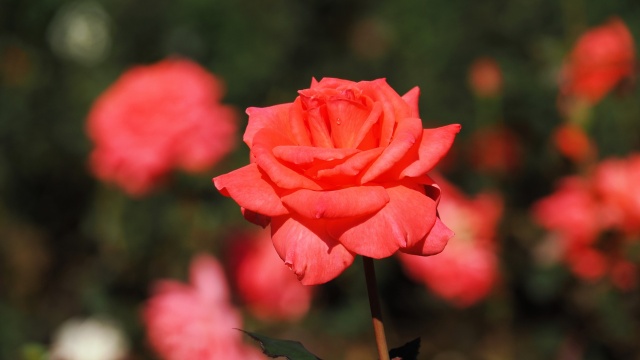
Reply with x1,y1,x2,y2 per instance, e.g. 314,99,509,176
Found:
2,0,640,359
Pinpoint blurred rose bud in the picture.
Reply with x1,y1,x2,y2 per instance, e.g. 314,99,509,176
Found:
559,17,635,105
468,57,503,98
552,123,596,163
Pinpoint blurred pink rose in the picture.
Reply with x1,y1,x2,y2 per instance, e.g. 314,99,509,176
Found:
398,176,502,307
468,57,503,98
229,229,313,322
559,18,635,105
142,254,265,360
87,58,236,196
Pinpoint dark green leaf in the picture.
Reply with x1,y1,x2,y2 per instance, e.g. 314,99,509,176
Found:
240,330,322,360
388,338,420,360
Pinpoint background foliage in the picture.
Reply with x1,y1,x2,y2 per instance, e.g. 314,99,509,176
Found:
1,0,640,359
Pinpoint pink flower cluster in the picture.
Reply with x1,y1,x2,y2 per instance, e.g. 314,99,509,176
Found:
533,154,640,290
398,176,503,307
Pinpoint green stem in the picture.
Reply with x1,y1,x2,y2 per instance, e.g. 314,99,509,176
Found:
363,256,390,360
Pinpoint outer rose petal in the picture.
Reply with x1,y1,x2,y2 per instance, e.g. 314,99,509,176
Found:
273,146,359,165
402,124,462,177
360,117,424,183
271,216,356,285
244,104,293,148
401,87,421,118
252,128,323,190
400,217,454,255
281,186,390,219
327,181,439,258
213,164,288,217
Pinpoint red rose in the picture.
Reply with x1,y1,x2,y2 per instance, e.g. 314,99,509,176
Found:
214,78,460,285
398,176,502,307
229,229,313,322
87,58,236,196
559,18,635,105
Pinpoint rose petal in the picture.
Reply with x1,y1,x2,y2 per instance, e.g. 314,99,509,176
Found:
360,79,412,146
401,87,421,118
360,117,423,184
245,104,290,147
213,164,289,217
271,216,356,285
306,105,334,148
273,146,359,165
316,147,384,180
326,181,438,258
325,98,375,149
284,98,312,146
400,217,454,255
281,186,390,219
242,208,271,228
252,128,323,190
402,124,462,177
351,102,383,150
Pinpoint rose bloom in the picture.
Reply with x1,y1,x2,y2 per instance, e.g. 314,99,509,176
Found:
468,57,503,98
228,229,313,322
142,254,265,360
398,176,502,307
87,58,236,196
214,78,460,285
559,18,635,105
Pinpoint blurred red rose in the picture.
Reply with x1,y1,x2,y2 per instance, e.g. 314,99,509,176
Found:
533,176,602,248
87,58,236,196
398,176,502,307
214,78,460,285
559,18,635,105
468,125,522,174
142,254,265,360
229,229,313,322
593,154,640,234
468,57,503,98
532,160,640,290
552,123,596,163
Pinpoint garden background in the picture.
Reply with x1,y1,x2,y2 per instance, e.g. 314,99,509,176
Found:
2,0,640,359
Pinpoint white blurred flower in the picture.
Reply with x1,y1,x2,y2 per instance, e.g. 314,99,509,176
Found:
50,317,128,360
47,1,111,66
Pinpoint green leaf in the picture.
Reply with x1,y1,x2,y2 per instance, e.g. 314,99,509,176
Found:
240,330,322,360
388,338,420,360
